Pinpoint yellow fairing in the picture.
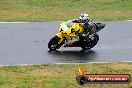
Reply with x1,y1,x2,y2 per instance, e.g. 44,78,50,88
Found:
56,22,84,44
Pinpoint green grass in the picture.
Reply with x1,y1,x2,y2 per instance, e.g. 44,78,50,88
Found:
0,62,132,88
0,0,132,21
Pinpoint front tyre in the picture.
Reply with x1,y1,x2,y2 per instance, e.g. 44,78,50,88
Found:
48,36,64,51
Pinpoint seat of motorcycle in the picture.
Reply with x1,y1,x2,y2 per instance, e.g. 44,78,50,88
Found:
95,23,106,30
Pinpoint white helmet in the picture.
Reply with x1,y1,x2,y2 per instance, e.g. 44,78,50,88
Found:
79,13,90,23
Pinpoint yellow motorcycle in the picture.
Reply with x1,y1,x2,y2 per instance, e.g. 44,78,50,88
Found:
48,22,106,51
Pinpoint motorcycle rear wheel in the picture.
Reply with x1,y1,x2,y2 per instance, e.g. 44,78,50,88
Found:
81,34,99,50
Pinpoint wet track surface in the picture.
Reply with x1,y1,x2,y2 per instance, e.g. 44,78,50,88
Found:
0,21,132,65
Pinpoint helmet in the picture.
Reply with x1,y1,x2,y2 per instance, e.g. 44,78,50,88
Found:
79,13,90,23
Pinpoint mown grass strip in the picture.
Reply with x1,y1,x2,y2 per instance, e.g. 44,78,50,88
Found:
1,0,132,21
0,62,132,88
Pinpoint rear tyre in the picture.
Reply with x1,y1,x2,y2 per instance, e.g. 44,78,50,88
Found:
48,36,64,51
81,34,99,50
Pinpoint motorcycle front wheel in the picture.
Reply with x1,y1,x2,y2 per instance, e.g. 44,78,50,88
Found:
48,35,64,51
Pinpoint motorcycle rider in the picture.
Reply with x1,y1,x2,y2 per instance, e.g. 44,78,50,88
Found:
61,13,96,34
61,13,96,46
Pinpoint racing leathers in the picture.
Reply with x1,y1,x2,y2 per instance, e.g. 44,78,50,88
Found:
61,18,96,34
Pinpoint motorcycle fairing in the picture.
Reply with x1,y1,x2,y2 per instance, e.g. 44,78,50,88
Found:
56,23,85,44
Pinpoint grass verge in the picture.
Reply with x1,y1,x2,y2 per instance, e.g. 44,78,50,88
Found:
0,62,132,88
1,0,132,21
